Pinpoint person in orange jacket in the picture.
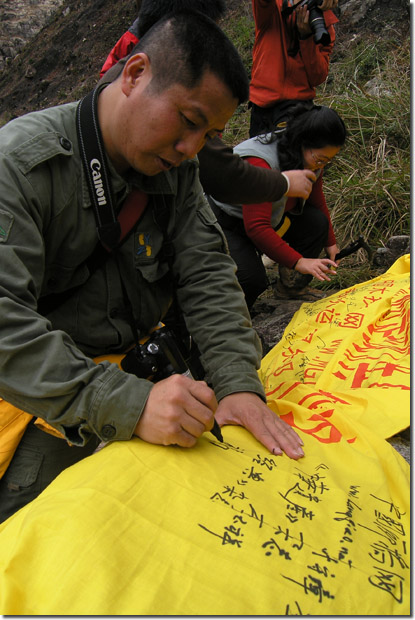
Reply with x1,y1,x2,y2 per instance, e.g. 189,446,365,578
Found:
100,16,141,78
249,0,339,137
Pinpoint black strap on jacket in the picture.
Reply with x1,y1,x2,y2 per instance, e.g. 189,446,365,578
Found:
76,86,122,250
76,87,181,339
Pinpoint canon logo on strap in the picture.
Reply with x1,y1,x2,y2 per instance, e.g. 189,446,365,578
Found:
90,158,107,206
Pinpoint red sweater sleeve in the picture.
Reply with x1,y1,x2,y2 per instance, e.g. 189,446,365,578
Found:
242,157,336,266
242,157,302,268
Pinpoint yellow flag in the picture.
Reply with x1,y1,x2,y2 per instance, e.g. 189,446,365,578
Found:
0,257,410,615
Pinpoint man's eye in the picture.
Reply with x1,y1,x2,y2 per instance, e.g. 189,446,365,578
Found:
182,113,196,128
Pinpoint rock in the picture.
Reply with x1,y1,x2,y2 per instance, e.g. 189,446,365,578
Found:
364,76,392,97
340,0,377,27
386,235,411,254
0,0,64,72
372,235,410,268
251,295,304,356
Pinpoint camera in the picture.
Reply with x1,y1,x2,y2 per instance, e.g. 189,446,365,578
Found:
282,0,331,46
121,326,194,382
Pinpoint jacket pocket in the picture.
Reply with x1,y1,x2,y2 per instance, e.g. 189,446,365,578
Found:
134,229,170,284
41,261,90,297
197,201,229,253
3,446,43,490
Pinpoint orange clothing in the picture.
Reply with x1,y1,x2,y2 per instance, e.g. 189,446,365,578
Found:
250,0,338,107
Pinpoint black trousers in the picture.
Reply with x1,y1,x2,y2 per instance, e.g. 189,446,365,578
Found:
249,99,314,138
0,420,100,523
212,203,329,310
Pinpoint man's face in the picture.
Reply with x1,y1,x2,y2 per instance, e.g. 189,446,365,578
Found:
111,54,238,176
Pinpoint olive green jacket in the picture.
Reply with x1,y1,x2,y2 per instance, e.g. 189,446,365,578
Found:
0,101,264,446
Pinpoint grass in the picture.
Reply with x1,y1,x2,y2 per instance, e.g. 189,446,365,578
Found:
221,21,410,290
317,33,410,287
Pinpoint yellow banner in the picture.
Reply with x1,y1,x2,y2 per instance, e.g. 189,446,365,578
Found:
260,254,410,441
0,257,410,615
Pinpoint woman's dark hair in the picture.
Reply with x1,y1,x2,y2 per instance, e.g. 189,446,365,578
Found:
274,103,347,171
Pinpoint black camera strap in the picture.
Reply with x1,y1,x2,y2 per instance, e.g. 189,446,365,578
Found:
76,87,122,250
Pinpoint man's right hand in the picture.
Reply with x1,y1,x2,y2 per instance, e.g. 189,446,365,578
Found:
134,374,217,447
284,169,316,199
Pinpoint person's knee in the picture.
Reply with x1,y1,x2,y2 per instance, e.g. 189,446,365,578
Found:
313,209,329,236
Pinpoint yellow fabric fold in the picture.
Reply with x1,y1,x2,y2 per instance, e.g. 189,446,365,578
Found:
0,256,410,615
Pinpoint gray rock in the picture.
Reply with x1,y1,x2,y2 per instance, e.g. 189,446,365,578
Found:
372,235,410,268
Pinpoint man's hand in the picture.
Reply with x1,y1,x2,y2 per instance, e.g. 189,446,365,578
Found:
134,375,217,447
215,392,305,459
296,5,312,38
284,169,316,199
295,256,337,281
296,0,338,38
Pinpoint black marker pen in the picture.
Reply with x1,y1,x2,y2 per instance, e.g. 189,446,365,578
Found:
211,419,224,443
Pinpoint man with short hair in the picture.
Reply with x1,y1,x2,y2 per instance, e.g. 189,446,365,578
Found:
100,0,227,79
0,11,304,522
100,0,316,203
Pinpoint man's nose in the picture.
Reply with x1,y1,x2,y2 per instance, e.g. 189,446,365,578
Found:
175,130,206,159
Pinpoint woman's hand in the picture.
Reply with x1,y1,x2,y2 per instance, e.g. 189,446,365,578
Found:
296,5,312,38
325,244,340,262
295,256,337,281
296,0,338,38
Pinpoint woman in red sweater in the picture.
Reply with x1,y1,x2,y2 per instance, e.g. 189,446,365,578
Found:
208,104,347,309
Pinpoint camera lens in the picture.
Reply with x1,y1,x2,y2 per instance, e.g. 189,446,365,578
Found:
308,2,331,45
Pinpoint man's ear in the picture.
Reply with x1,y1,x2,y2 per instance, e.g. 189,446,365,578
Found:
121,53,152,95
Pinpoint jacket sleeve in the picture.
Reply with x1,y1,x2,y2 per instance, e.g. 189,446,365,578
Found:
242,158,302,268
252,0,278,30
298,14,336,87
0,152,152,447
170,166,266,403
197,136,288,204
